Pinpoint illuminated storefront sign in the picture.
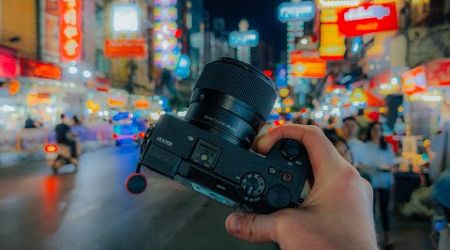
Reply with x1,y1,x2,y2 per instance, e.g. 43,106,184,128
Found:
278,2,315,23
291,58,327,78
153,0,179,69
27,93,52,107
59,0,82,62
107,98,126,108
319,23,345,60
338,3,398,37
229,31,259,48
112,4,140,32
318,0,360,8
0,47,18,78
402,66,427,96
134,98,150,109
154,0,177,6
20,59,62,80
104,39,147,58
8,79,21,96
154,7,177,21
426,59,450,87
175,54,191,79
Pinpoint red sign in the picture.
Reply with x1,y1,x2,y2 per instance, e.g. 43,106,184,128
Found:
292,58,327,78
0,47,18,78
104,39,147,58
20,58,62,80
425,59,450,87
60,0,82,61
338,3,398,37
402,66,427,96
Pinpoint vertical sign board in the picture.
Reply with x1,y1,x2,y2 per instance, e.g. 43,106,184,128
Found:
60,0,82,62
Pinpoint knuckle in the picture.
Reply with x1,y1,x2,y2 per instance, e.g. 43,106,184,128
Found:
308,125,324,137
241,214,258,240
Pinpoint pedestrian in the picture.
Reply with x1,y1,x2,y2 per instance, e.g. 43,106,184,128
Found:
362,121,398,247
323,116,338,139
341,116,366,167
24,116,37,129
326,133,353,164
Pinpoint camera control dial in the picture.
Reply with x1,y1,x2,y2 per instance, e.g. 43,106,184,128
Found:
281,139,303,161
240,173,266,201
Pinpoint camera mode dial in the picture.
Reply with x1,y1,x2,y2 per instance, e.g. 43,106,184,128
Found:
240,173,266,201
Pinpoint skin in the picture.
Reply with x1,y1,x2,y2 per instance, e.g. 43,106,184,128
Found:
342,119,359,140
335,141,353,164
225,125,377,250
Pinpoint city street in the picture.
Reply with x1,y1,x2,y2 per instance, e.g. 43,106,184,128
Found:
0,146,432,250
0,146,272,250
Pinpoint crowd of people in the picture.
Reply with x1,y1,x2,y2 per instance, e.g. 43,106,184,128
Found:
291,114,399,247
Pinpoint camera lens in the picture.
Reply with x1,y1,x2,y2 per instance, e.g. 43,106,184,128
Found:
185,58,277,149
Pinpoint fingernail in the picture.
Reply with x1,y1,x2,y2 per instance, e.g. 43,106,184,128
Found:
228,213,243,234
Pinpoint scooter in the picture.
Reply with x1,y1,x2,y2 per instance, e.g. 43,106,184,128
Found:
44,142,80,174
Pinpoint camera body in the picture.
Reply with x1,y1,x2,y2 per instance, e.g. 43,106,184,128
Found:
138,114,311,213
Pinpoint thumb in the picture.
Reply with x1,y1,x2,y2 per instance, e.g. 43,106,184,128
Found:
225,212,278,243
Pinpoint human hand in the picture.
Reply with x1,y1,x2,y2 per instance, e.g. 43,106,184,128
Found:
225,125,377,250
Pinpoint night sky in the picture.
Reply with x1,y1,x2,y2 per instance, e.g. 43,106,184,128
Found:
203,0,286,61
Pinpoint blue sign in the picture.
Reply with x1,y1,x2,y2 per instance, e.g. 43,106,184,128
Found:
278,2,315,23
175,54,190,79
275,64,288,88
229,30,259,48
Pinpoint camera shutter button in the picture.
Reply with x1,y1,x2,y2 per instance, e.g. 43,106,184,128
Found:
267,185,291,209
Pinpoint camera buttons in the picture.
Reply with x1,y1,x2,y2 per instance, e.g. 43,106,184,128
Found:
268,167,277,175
282,172,293,183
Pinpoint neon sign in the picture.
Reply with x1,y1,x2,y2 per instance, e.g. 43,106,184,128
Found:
153,0,178,69
59,0,82,62
20,58,62,80
175,54,190,79
229,31,259,48
402,66,427,96
112,4,140,33
278,2,315,23
318,0,360,8
338,3,398,37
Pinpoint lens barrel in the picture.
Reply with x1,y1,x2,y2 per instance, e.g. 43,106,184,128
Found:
185,58,277,148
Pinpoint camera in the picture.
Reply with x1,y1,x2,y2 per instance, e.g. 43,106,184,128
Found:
126,58,311,213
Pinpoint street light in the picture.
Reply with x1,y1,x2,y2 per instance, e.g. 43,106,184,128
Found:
68,66,78,74
83,70,92,78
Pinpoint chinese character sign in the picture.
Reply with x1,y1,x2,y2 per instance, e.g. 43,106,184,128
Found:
60,0,82,62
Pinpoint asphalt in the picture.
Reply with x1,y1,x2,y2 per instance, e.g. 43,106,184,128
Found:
0,145,433,250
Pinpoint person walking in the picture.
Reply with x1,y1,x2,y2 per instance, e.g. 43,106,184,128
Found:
362,121,398,247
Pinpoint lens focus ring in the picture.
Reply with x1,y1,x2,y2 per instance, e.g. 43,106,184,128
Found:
193,58,277,119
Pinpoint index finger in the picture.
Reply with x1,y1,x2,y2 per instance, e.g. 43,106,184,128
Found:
253,124,346,176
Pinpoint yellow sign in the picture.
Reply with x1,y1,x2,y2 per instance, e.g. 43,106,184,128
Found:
107,98,126,108
319,23,345,60
86,100,101,113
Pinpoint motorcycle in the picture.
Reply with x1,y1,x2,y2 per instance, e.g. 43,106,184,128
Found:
44,141,81,174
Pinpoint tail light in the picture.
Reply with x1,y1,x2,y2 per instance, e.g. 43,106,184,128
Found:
139,132,145,138
112,133,118,139
44,144,58,153
132,134,138,140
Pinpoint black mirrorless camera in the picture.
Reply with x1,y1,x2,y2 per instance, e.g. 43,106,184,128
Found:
126,58,311,213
